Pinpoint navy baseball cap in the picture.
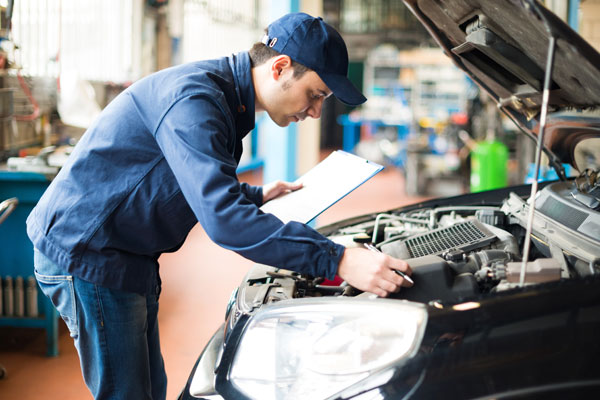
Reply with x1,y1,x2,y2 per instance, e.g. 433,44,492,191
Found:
261,12,367,106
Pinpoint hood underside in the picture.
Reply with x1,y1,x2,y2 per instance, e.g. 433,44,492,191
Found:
403,0,600,123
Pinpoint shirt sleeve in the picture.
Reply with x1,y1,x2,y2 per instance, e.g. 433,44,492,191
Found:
240,182,263,207
154,94,344,279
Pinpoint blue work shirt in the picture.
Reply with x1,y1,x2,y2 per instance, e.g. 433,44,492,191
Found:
27,51,345,295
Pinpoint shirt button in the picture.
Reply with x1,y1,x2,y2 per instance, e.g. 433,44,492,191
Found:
329,248,337,256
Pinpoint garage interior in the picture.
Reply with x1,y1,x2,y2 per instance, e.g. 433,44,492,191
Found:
0,1,599,399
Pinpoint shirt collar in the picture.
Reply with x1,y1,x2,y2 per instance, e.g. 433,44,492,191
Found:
229,51,256,135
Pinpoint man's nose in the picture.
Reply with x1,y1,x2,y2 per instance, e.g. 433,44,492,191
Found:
306,98,324,119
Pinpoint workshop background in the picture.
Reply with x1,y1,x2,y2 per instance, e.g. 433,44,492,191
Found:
0,0,598,399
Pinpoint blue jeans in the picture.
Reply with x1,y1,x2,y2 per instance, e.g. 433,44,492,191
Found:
34,249,167,400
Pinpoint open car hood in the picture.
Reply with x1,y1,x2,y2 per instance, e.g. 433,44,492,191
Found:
403,0,600,171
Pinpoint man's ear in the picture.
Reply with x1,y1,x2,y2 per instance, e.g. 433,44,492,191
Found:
270,55,293,81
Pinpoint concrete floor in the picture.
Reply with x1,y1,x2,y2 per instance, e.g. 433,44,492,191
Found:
0,164,430,400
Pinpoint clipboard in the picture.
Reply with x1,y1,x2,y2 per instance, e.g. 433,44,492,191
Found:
260,150,383,224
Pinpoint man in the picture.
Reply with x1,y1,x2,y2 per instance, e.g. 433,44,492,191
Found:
28,12,412,400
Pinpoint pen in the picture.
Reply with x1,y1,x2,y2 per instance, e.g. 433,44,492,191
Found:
363,243,414,284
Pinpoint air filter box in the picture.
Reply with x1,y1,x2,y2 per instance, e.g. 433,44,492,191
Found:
393,255,479,303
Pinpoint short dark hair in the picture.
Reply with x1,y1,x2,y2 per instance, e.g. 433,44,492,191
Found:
248,42,310,79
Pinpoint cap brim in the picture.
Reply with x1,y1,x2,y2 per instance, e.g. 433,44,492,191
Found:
319,72,367,106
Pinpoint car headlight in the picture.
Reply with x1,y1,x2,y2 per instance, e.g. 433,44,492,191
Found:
229,297,427,400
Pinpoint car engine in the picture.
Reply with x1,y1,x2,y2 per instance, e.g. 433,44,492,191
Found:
236,171,600,312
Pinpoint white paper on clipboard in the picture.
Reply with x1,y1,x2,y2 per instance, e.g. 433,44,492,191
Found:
260,150,383,224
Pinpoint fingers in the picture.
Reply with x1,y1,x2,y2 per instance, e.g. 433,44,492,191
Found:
271,180,301,190
398,260,412,276
263,180,303,203
377,276,401,296
282,181,303,191
376,269,412,297
387,262,413,288
278,182,303,198
336,248,413,297
371,287,389,298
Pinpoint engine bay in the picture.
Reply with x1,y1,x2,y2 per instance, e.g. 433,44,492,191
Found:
237,173,600,311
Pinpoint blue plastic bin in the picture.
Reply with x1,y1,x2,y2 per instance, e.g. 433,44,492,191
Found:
0,171,59,357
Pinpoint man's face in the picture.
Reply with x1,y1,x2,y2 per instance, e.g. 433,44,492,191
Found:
265,69,333,127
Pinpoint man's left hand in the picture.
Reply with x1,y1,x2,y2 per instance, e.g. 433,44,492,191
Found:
262,180,303,203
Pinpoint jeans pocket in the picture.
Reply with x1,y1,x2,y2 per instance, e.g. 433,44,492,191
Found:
34,271,78,338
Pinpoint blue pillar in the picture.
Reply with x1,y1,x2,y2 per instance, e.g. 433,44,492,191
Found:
568,0,579,32
337,114,361,153
262,0,300,184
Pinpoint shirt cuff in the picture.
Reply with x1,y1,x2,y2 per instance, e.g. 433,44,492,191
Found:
320,241,346,281
240,182,263,206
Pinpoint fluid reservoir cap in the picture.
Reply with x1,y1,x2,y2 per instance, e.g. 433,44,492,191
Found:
443,248,466,262
352,233,372,243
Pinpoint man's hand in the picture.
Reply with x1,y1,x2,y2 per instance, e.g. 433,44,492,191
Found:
262,180,303,203
337,247,413,297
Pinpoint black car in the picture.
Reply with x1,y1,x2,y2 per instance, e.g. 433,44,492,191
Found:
179,1,600,399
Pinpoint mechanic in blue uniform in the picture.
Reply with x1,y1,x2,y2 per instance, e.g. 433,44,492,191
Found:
27,12,413,400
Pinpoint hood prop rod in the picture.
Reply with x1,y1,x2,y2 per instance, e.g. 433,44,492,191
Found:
519,3,557,286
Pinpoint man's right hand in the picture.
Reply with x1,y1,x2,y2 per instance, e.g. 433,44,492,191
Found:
336,247,413,297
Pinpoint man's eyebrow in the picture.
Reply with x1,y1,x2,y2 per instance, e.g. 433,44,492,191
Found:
318,89,332,98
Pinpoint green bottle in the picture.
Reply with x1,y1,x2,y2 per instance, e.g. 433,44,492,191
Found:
470,140,508,192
